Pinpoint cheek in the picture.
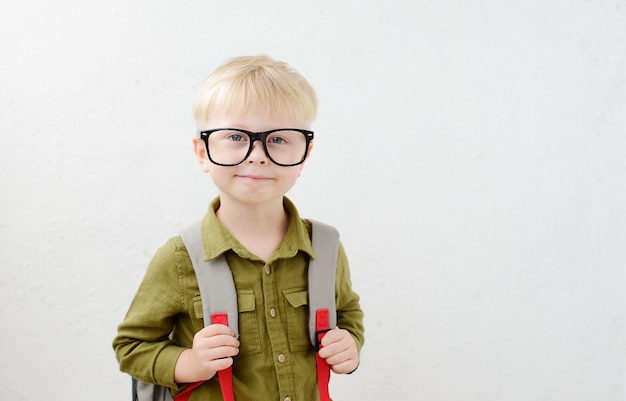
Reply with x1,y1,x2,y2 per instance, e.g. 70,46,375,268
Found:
281,168,304,185
206,166,231,184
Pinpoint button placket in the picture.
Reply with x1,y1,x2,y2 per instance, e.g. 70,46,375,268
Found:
262,260,295,398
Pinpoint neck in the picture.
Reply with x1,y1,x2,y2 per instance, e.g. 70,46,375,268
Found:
217,196,287,228
215,196,289,260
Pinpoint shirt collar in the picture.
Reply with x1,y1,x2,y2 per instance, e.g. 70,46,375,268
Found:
200,196,315,261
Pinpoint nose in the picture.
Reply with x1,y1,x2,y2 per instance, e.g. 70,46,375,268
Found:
246,140,268,164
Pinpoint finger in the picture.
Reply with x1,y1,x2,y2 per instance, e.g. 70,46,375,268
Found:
318,340,351,360
195,335,240,354
196,354,235,373
320,327,348,347
197,323,236,338
207,334,240,347
329,358,358,374
193,343,239,371
320,348,359,371
210,356,235,371
205,344,240,360
319,331,351,357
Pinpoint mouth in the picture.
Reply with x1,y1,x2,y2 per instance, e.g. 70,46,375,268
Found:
237,174,272,181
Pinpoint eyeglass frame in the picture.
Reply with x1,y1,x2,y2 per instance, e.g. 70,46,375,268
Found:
198,128,314,167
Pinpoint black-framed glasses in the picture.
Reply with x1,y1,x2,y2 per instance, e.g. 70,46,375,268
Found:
199,128,314,167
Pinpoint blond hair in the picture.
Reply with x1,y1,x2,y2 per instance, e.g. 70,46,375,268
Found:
193,55,318,126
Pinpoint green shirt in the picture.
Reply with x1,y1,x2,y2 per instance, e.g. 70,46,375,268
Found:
113,197,364,401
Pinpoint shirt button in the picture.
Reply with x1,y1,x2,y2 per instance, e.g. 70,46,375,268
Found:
265,266,271,275
269,308,277,318
284,397,291,401
277,353,286,363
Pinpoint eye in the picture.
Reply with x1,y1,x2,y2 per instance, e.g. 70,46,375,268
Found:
229,133,245,142
268,136,287,145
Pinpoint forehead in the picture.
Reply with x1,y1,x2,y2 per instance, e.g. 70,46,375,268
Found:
198,109,309,132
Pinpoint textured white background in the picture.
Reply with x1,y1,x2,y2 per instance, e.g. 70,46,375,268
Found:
1,1,625,400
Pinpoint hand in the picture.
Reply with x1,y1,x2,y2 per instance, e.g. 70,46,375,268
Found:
174,324,240,383
317,328,359,374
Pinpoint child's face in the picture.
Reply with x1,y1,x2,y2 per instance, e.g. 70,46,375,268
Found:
193,111,312,207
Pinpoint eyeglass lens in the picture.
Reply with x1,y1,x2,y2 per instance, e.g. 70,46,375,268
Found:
207,130,308,166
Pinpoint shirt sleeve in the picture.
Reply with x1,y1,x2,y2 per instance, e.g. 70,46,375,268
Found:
112,237,188,390
335,242,365,353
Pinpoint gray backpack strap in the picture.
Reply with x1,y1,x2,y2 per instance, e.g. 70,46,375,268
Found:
307,219,340,346
133,377,173,401
133,219,337,400
180,221,239,338
133,221,240,401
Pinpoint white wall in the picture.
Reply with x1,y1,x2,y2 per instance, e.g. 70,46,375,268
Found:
1,1,625,400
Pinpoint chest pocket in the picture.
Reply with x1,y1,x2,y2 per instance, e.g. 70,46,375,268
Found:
283,288,312,352
193,291,262,355
237,289,262,355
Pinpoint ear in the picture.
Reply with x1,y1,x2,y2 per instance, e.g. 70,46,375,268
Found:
192,138,211,173
306,141,314,159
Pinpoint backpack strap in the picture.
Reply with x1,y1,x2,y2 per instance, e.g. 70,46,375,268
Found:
307,219,339,345
179,221,237,401
180,221,239,339
307,219,340,401
183,218,339,346
133,219,340,401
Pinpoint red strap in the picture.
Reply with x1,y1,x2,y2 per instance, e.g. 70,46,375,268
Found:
177,311,329,401
174,313,235,401
173,380,204,401
315,309,332,401
211,313,235,401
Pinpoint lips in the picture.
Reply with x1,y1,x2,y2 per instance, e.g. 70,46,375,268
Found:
237,174,272,181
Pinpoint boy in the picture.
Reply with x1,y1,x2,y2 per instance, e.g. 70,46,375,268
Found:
113,55,364,401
